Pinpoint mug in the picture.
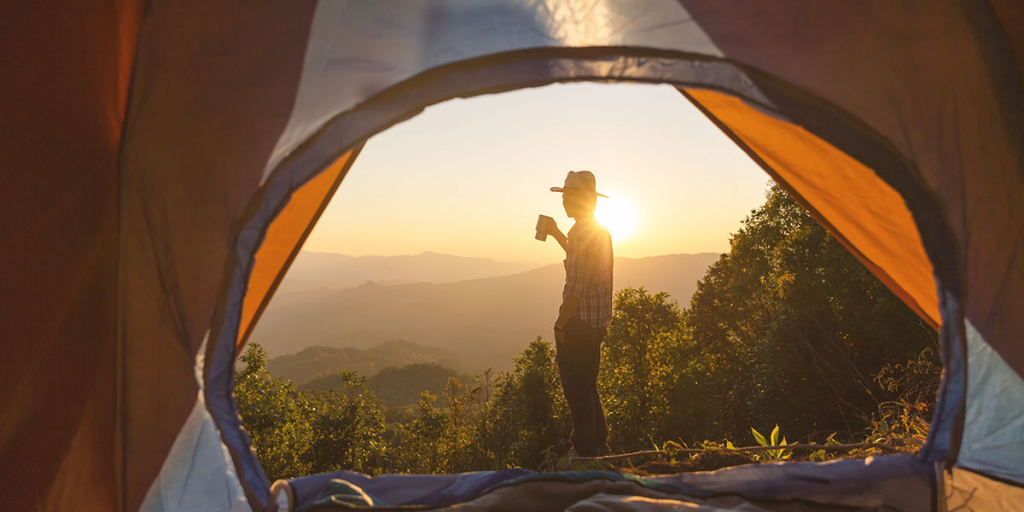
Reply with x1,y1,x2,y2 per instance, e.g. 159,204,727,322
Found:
535,214,554,241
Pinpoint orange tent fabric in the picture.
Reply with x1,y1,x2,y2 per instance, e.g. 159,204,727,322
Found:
681,88,939,328
237,148,363,349
0,2,142,511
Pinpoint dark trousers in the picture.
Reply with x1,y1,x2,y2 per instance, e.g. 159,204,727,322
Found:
555,316,608,456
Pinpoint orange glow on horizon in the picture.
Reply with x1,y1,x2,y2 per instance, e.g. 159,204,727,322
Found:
301,83,771,263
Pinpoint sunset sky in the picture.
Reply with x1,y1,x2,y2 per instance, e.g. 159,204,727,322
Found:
302,83,772,264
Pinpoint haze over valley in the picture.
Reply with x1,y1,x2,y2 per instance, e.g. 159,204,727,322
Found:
256,250,719,382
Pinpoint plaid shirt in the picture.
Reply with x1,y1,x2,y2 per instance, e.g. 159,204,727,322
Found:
563,217,613,329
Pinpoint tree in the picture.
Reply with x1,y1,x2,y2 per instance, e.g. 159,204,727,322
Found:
236,343,387,480
235,343,313,480
304,371,386,475
684,185,937,441
483,338,570,469
599,287,689,451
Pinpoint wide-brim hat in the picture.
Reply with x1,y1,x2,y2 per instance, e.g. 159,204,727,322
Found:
550,170,608,198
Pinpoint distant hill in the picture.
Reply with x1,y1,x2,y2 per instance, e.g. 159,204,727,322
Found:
268,340,471,384
252,253,719,369
274,251,537,295
301,363,464,408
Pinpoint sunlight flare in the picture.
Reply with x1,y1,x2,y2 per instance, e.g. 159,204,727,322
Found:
595,196,639,242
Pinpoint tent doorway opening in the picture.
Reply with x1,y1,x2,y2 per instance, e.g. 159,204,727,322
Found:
232,83,940,486
13,4,1023,511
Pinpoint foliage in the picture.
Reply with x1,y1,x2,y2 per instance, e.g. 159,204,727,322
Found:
599,288,688,451
867,348,940,451
235,343,386,481
388,383,470,473
750,424,791,461
235,343,313,480
684,185,938,442
303,371,387,475
238,339,571,477
235,184,941,479
482,338,571,469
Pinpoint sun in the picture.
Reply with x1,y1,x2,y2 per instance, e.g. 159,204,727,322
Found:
595,196,639,242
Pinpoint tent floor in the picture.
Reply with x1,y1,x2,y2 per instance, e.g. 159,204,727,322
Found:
275,455,935,512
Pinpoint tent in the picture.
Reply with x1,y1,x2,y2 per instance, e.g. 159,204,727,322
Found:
2,1,1022,510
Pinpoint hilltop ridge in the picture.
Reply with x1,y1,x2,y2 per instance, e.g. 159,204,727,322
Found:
252,251,719,369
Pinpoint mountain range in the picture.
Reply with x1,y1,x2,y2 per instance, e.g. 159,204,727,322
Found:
253,251,720,371
300,362,466,409
268,340,470,384
274,251,537,295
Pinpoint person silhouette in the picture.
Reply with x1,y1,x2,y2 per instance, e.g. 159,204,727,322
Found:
544,170,613,457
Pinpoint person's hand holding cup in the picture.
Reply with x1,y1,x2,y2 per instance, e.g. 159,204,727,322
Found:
535,214,555,241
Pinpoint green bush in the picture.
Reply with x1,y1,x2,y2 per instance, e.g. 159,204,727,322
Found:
235,344,386,480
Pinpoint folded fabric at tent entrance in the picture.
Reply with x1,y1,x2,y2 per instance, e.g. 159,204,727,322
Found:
275,455,933,512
